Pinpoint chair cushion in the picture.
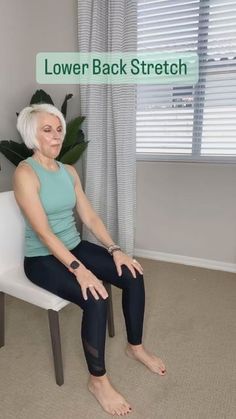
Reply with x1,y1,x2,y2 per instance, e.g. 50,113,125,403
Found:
0,265,70,311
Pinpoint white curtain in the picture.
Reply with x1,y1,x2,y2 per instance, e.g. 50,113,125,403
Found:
78,0,137,255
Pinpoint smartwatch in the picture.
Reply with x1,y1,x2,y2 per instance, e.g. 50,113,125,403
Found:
69,260,80,270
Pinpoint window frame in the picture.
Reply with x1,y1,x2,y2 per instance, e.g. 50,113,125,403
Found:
136,0,236,164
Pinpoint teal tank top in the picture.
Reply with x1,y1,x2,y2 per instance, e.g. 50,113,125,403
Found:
22,157,81,257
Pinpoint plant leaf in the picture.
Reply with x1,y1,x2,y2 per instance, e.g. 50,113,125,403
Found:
76,129,85,143
30,89,54,105
59,142,88,165
58,128,85,159
63,116,86,149
61,94,73,118
57,128,85,161
0,140,32,166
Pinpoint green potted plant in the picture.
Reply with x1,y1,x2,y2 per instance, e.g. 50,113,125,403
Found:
0,89,88,170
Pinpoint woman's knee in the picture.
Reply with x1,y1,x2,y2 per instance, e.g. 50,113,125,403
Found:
121,266,144,288
84,292,108,313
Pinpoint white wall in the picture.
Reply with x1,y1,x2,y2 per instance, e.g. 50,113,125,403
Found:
0,0,81,192
135,161,236,270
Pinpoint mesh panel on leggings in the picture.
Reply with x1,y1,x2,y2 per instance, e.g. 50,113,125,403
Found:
83,338,104,372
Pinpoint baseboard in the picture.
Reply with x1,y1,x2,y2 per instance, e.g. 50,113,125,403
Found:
134,248,236,273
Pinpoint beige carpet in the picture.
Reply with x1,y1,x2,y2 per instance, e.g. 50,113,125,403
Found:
0,258,236,419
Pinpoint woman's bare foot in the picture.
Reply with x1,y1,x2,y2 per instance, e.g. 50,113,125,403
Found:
88,373,132,416
125,343,166,376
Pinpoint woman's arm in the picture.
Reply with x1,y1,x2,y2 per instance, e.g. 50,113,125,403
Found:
13,163,108,300
66,165,144,278
66,165,116,249
13,164,83,269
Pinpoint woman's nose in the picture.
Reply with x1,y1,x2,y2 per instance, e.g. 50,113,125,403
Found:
52,130,61,139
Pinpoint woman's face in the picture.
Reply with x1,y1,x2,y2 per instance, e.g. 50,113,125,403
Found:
35,112,64,158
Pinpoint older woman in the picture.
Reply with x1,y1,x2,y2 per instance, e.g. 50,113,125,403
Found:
13,103,166,416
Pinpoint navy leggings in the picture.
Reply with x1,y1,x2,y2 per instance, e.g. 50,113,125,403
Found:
24,240,145,376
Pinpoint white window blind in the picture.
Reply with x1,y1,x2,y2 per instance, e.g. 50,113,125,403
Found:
137,0,236,162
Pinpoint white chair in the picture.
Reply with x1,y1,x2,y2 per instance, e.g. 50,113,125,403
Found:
0,191,115,385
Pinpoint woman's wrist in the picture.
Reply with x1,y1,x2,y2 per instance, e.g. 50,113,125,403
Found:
68,259,83,275
107,244,121,255
111,248,122,257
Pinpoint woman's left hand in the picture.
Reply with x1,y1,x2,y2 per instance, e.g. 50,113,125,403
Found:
112,251,144,278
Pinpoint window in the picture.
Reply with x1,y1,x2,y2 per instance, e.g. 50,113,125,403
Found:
137,0,236,162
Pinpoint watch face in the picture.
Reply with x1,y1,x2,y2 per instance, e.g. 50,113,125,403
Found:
70,260,80,270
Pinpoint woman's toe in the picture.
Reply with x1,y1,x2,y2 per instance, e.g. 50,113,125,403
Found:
124,406,131,414
159,359,166,370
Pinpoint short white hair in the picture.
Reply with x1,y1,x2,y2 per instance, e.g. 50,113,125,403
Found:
16,103,66,150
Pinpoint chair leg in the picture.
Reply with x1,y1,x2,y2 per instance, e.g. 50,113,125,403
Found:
48,309,64,386
103,282,115,338
0,292,5,348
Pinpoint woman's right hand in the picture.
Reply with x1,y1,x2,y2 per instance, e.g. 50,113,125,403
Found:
74,264,109,301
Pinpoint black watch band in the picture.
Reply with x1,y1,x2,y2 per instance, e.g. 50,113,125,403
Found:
69,260,80,270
